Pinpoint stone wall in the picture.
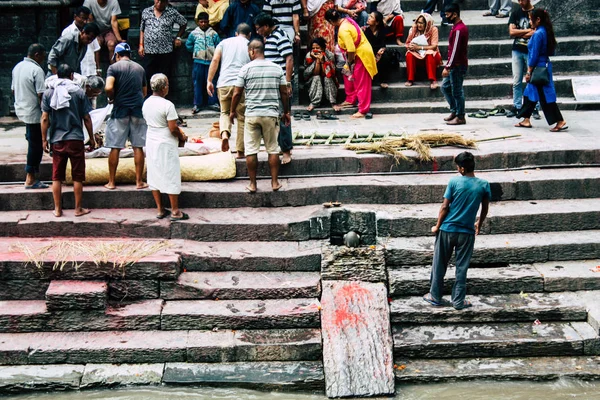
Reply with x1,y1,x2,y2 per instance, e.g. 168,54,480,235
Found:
539,0,599,36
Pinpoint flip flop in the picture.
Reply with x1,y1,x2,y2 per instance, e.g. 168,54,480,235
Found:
454,299,473,310
245,185,257,194
514,122,532,128
549,125,568,132
323,111,338,120
293,111,302,120
302,112,311,121
488,107,506,116
25,180,49,189
468,111,488,118
170,212,190,221
365,112,373,120
423,293,444,307
316,111,324,120
156,209,171,219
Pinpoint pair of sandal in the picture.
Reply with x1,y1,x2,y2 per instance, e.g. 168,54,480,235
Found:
316,110,339,120
156,209,190,221
423,293,472,310
293,111,311,121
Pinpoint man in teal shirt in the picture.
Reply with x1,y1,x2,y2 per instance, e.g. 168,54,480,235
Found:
424,151,491,310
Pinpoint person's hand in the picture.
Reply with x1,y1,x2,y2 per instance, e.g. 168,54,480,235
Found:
431,225,439,234
442,68,450,78
294,33,301,44
174,38,182,48
229,110,237,125
348,9,358,18
207,81,215,97
303,9,309,21
86,139,97,152
138,45,145,58
181,133,188,142
42,139,49,153
282,112,291,126
315,52,323,60
407,43,416,51
377,48,385,56
525,72,531,83
287,86,292,97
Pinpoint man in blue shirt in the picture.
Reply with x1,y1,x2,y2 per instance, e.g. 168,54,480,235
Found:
424,151,491,310
220,0,260,38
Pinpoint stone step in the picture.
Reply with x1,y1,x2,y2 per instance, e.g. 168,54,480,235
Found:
384,230,600,266
0,300,163,333
373,198,600,237
179,240,323,272
388,260,600,296
160,271,321,300
390,292,588,324
45,280,107,311
393,321,599,358
161,298,321,330
0,328,322,365
339,75,579,103
1,167,599,211
394,356,600,382
399,0,487,12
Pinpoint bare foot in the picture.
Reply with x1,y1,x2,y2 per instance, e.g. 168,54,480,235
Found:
136,182,149,190
104,183,116,190
350,112,365,119
221,134,230,152
53,209,63,218
306,104,314,112
236,151,245,159
74,208,91,217
246,184,257,193
380,83,389,89
282,152,292,164
430,81,439,90
332,105,342,112
405,81,413,87
272,182,282,191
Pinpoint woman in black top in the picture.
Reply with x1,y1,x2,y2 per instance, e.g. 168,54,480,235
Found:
363,11,393,88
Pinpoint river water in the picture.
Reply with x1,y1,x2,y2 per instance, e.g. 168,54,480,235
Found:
4,379,600,400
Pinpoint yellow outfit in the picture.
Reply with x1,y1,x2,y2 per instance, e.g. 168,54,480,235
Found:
195,0,230,26
337,19,377,78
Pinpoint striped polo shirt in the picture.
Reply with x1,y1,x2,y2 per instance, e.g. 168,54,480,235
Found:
235,58,287,118
264,26,293,72
262,0,302,27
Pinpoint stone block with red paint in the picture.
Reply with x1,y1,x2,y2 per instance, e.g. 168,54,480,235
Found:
45,280,108,311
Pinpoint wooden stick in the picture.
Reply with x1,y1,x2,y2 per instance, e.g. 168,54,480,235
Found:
474,134,522,142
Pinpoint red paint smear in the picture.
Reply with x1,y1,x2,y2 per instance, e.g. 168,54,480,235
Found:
432,158,439,172
331,282,371,329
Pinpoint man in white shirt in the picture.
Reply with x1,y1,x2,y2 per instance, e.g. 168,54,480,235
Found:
62,6,102,77
11,43,49,189
207,23,252,158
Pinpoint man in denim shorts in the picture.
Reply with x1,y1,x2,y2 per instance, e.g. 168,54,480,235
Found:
41,64,97,217
104,43,148,190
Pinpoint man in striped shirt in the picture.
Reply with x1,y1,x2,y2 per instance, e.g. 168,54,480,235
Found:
230,39,291,193
441,3,468,126
255,12,294,164
262,0,302,44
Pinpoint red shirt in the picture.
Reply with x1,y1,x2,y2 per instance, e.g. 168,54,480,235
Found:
446,20,468,69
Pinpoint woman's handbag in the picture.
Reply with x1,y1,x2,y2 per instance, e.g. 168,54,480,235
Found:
530,62,550,86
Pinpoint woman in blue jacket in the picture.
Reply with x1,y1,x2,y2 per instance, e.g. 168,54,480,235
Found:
515,8,568,132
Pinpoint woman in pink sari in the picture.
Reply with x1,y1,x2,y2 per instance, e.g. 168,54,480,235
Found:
302,0,336,52
325,8,377,118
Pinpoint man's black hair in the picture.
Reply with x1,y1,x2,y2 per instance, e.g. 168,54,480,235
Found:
57,64,74,79
27,43,46,57
197,11,209,21
454,151,475,173
236,23,252,36
82,22,100,36
248,39,265,53
444,2,460,16
254,12,275,27
75,6,91,16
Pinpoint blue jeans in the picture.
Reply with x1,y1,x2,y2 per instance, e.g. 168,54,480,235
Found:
192,63,217,107
429,230,475,308
512,50,540,111
441,65,467,117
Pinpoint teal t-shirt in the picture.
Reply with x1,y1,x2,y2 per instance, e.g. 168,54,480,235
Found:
440,175,492,235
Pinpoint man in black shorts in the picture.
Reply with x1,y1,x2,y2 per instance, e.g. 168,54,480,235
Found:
41,64,97,218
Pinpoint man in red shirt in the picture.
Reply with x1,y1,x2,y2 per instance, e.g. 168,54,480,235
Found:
441,3,468,125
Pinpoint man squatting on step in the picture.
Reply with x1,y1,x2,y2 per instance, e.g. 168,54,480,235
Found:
423,151,491,310
41,64,97,218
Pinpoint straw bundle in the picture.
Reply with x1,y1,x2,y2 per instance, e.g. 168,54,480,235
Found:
345,132,477,162
10,240,171,275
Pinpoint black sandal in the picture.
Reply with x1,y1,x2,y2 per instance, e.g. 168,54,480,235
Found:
302,111,311,120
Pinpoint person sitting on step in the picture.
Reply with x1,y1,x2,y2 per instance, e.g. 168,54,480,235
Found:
404,12,441,90
304,37,338,112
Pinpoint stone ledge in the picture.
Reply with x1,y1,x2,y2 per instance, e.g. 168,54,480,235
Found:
80,363,164,388
45,280,107,311
321,245,386,282
0,364,83,393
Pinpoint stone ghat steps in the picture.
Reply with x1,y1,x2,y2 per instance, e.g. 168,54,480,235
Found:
0,328,322,365
392,321,599,358
390,292,590,325
0,298,321,333
3,142,600,182
1,166,599,210
388,260,600,296
3,198,599,240
395,0,487,12
162,271,321,300
383,229,600,266
0,361,325,393
338,74,585,103
394,356,600,383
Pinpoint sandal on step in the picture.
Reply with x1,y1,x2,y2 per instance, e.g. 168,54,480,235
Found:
156,209,171,219
454,299,472,310
170,212,190,221
423,293,444,307
302,111,311,120
293,111,302,120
